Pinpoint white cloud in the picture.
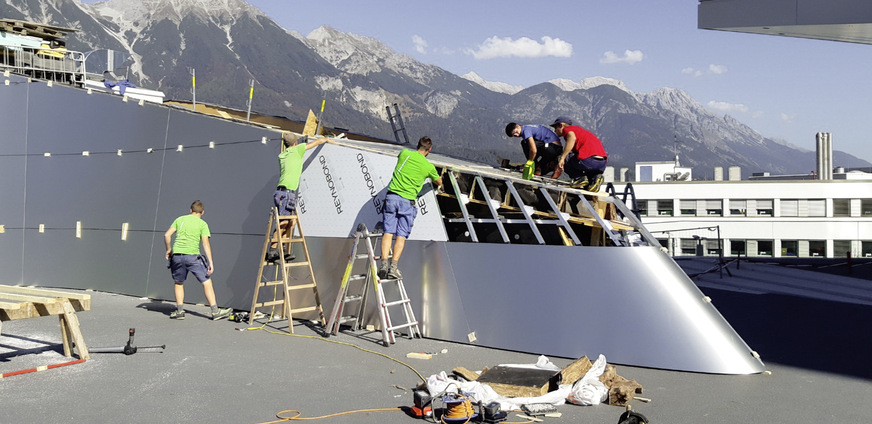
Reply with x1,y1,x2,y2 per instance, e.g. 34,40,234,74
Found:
412,35,428,54
681,67,703,77
600,50,644,65
708,64,728,74
780,113,795,123
707,100,748,113
468,36,572,59
682,64,728,77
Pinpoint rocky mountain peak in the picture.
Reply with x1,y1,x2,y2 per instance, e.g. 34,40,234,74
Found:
462,72,523,95
89,0,262,22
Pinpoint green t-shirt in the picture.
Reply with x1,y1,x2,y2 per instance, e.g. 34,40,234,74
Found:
277,143,308,190
170,214,211,255
387,149,439,200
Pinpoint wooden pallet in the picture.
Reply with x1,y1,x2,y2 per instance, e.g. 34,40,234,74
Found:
0,285,91,360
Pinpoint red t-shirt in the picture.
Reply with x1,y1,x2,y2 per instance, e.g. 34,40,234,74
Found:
565,125,607,159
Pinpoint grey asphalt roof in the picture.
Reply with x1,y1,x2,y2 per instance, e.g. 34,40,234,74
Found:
2,260,871,424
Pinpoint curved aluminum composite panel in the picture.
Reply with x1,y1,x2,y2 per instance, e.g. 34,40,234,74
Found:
303,237,765,374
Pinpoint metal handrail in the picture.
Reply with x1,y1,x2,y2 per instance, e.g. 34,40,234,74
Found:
0,42,86,85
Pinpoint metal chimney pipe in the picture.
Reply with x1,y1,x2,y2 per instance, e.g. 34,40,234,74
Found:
825,133,833,180
815,133,824,180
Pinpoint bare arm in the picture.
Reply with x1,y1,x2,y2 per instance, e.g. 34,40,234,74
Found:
557,132,577,170
305,136,334,150
524,137,537,162
164,227,176,259
201,235,214,274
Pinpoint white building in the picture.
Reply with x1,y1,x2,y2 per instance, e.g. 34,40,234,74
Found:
610,170,872,259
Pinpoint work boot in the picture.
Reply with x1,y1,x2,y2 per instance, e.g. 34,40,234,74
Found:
284,253,296,262
588,175,604,192
387,263,402,280
212,307,232,321
169,310,186,320
570,178,588,189
265,248,280,263
378,261,389,279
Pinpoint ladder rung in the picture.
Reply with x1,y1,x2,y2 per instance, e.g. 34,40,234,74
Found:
387,321,419,331
349,274,367,281
260,280,284,287
284,262,310,268
276,215,297,220
287,283,316,290
343,295,363,303
288,237,305,242
338,316,358,324
354,254,370,259
256,300,284,307
383,299,410,307
289,306,317,314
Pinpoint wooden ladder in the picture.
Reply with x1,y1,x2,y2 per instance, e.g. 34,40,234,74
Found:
248,207,325,333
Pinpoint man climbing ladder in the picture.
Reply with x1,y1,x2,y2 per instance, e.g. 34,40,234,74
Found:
379,136,443,279
269,132,334,261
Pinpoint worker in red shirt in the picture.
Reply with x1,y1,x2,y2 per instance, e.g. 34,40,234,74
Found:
551,116,608,191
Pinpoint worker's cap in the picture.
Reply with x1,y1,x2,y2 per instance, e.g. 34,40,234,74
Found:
281,132,307,144
550,116,573,127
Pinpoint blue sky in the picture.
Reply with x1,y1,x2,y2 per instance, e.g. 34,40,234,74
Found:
82,0,872,163
242,0,872,164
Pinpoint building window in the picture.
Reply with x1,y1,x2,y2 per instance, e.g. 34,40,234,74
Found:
680,238,697,255
807,200,826,217
638,200,649,216
757,240,773,256
680,200,697,216
782,240,798,257
863,241,872,258
809,240,826,257
730,240,746,256
729,200,747,216
781,200,798,217
705,239,721,256
833,199,852,217
657,200,674,216
833,240,853,257
862,200,872,216
705,199,722,216
756,200,773,216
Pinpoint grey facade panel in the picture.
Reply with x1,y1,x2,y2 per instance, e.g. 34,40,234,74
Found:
699,0,799,28
699,0,872,44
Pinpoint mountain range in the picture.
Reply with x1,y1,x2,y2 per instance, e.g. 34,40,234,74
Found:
2,0,869,178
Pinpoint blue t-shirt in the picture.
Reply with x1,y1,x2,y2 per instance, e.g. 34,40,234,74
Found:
520,125,561,147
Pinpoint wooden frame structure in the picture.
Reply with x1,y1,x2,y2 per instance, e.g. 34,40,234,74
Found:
0,285,91,360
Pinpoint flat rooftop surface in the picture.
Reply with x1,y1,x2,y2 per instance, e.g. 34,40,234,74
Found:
2,263,871,423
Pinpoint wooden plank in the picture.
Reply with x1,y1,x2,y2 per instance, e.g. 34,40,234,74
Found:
0,285,91,301
0,300,67,321
559,356,592,386
61,301,89,360
0,292,60,304
0,285,91,311
0,300,22,310
452,366,480,381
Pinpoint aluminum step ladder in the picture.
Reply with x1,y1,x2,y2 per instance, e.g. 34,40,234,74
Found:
248,207,325,333
326,224,421,346
386,103,411,145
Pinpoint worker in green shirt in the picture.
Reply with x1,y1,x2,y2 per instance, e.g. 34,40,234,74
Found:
379,136,443,279
269,132,333,262
164,200,231,320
